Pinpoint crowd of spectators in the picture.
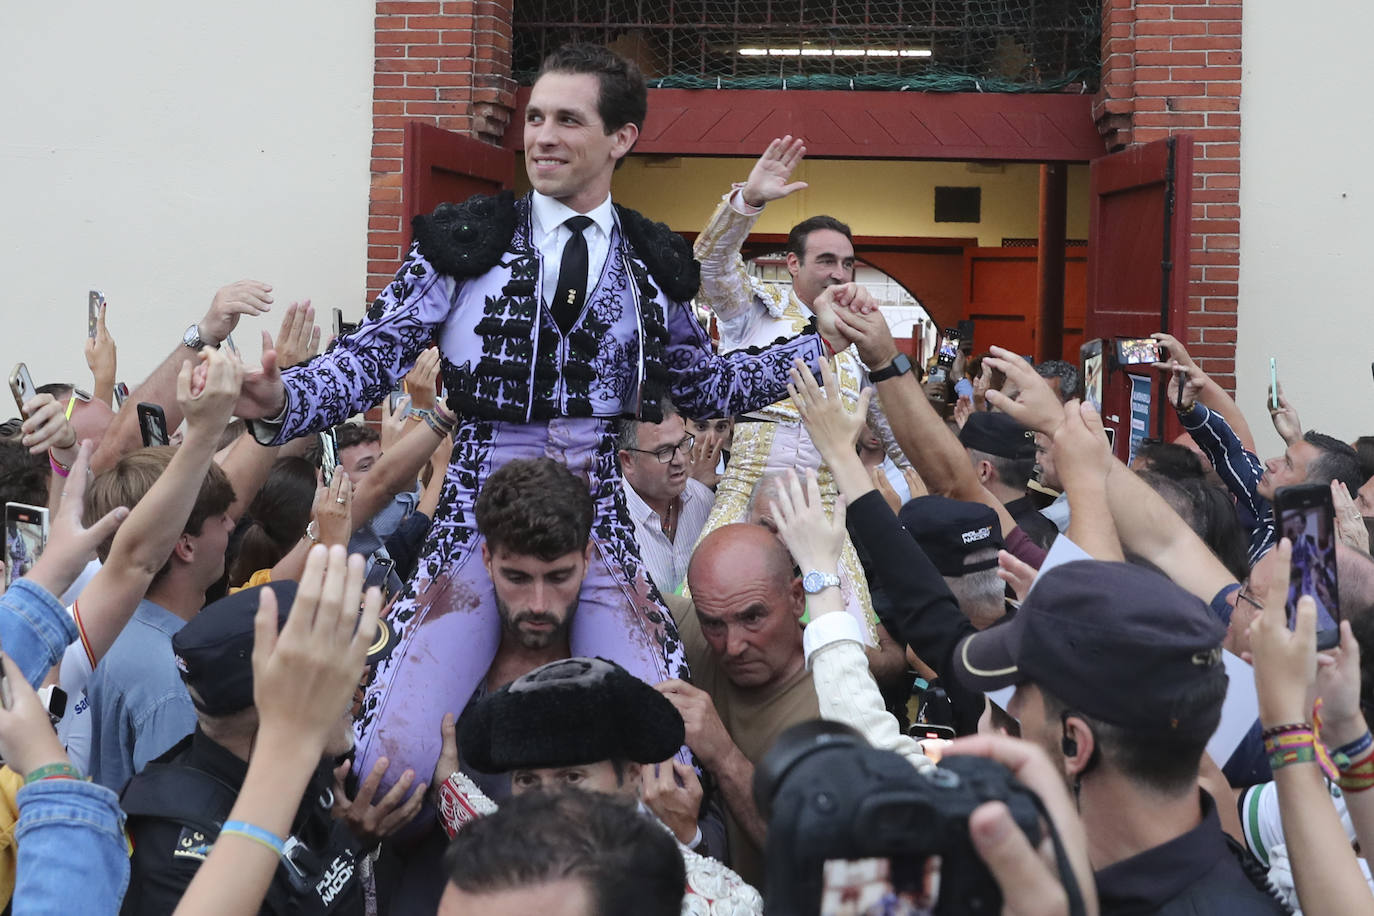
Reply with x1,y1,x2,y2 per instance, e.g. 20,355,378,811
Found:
5,39,1374,916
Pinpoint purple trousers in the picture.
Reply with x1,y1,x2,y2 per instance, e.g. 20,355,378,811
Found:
353,416,689,791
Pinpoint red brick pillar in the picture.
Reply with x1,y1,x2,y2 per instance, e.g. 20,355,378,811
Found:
366,0,516,302
1094,0,1242,390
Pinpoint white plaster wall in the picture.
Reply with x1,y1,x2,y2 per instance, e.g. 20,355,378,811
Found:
0,1,374,399
1238,0,1374,454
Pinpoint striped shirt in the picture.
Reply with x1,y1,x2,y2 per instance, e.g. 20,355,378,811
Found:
1180,404,1275,565
622,478,716,596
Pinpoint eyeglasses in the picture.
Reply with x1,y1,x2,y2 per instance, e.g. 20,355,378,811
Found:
625,434,695,464
1235,586,1263,612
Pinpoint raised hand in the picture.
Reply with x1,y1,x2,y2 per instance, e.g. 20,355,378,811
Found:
199,280,273,348
406,347,441,412
1248,539,1320,726
1150,332,1196,373
788,357,873,463
654,679,737,769
984,347,1064,436
1168,360,1206,412
312,473,353,548
273,301,322,370
770,468,846,576
953,395,974,430
84,300,117,399
179,347,244,440
380,394,411,452
19,393,78,456
1049,400,1112,496
740,135,809,208
1332,481,1369,553
0,653,70,777
873,467,902,513
1269,382,1303,446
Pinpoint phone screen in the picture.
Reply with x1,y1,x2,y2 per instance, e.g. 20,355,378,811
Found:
1270,358,1280,410
137,403,169,448
364,558,396,600
1116,337,1160,366
1277,486,1340,649
936,330,960,368
88,290,105,339
388,388,410,420
5,503,49,588
821,858,933,915
114,382,130,408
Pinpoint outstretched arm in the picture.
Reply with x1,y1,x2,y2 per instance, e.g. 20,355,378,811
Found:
694,136,808,335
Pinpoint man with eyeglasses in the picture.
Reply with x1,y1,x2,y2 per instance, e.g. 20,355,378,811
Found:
619,401,716,596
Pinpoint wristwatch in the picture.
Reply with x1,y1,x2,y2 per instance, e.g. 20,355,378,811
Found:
802,570,841,594
868,353,913,382
182,324,214,350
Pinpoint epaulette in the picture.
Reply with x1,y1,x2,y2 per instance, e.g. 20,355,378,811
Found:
412,191,519,280
614,204,700,303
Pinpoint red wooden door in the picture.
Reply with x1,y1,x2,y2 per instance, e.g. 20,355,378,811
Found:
404,122,516,244
1084,136,1194,459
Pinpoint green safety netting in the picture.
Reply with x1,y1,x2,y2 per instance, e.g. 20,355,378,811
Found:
514,0,1100,94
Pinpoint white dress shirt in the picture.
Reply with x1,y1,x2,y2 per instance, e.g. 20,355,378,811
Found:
529,191,616,309
621,477,716,596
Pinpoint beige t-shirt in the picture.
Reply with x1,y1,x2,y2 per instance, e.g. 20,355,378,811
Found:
667,594,820,887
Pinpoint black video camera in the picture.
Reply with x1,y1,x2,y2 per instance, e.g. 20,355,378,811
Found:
755,721,1043,916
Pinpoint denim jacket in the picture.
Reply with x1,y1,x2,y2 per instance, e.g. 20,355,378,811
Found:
0,579,78,688
2,578,129,914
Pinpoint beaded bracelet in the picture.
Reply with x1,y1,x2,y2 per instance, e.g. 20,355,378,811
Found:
24,762,83,785
219,820,285,856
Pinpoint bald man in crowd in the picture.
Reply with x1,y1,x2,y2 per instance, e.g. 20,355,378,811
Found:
658,523,820,887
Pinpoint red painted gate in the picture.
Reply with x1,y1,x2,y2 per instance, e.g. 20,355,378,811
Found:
1084,136,1194,459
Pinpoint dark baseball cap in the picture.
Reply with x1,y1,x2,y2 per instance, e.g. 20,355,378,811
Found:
951,560,1227,737
172,581,398,717
959,412,1037,461
898,495,1004,577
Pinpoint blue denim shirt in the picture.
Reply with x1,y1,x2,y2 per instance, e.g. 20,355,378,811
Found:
86,600,196,792
0,579,78,688
13,779,128,915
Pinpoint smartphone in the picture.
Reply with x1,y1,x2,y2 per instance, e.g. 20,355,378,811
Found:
364,557,397,601
318,429,340,486
113,382,130,408
333,308,359,339
908,723,956,742
936,328,961,369
88,290,105,339
388,387,411,420
8,363,36,414
36,684,67,725
927,366,949,385
1270,358,1280,410
1275,483,1341,650
5,502,49,589
1113,337,1161,366
136,403,169,448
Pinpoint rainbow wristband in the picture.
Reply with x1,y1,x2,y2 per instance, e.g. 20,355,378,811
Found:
219,820,285,856
1332,731,1374,766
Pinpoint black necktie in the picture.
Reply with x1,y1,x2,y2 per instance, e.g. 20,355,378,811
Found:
553,215,594,335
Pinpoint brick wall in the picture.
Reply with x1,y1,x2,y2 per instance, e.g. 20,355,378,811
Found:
1095,0,1242,390
366,0,516,304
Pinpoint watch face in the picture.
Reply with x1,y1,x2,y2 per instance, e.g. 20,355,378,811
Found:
803,571,837,593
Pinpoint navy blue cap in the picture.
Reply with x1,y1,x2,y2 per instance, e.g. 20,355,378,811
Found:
172,581,398,716
959,412,1037,461
952,560,1228,737
899,495,1004,577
